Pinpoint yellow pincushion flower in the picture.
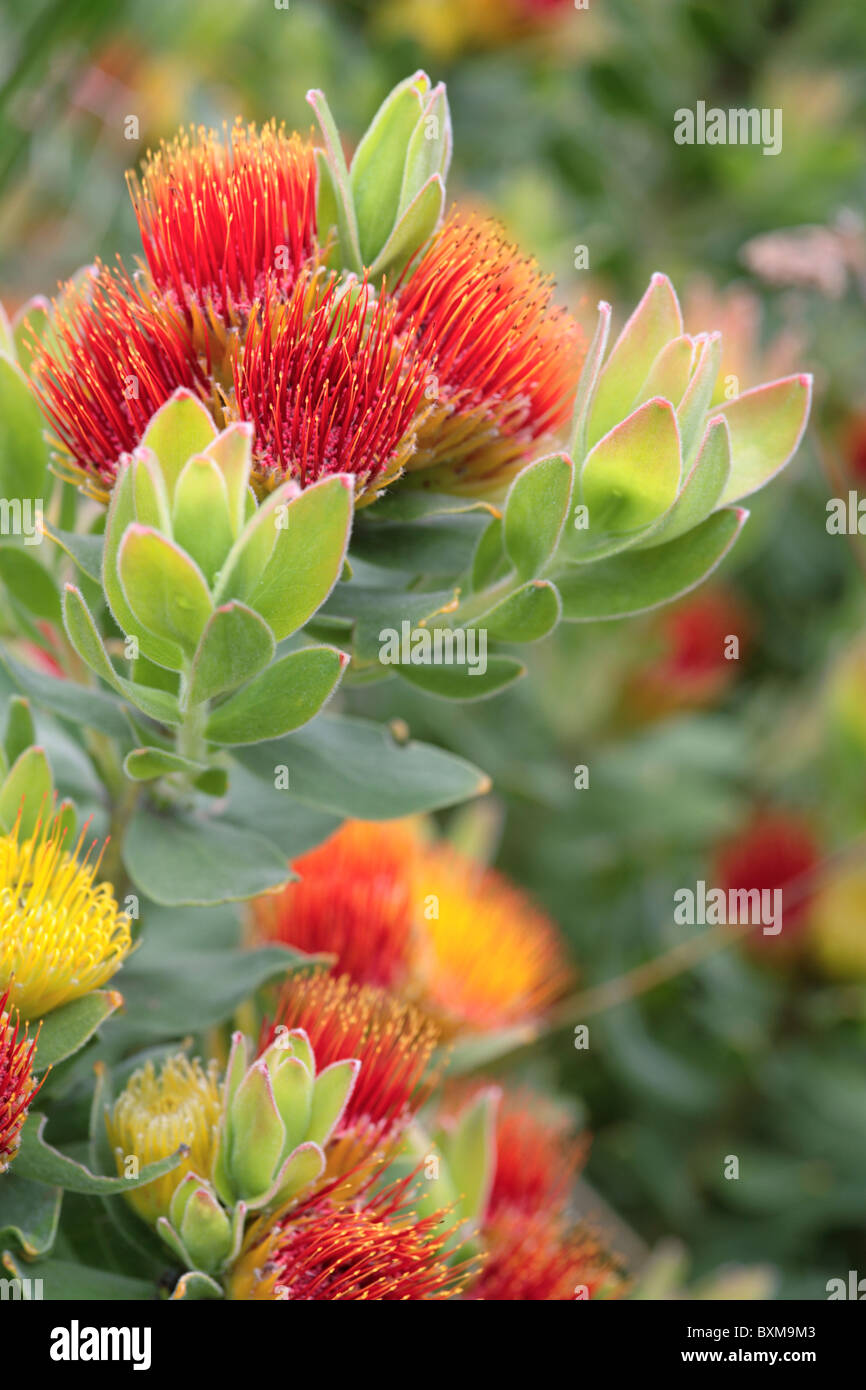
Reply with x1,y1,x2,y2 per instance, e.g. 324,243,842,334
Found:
0,817,133,1020
106,1054,223,1224
809,868,866,981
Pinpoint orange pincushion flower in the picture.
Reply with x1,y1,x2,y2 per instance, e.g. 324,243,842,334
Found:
128,121,317,326
0,986,43,1172
713,811,820,939
250,820,419,991
412,842,570,1031
394,210,584,492
229,1177,462,1300
470,1207,619,1301
233,274,430,499
486,1088,587,1219
264,973,439,1164
29,263,209,493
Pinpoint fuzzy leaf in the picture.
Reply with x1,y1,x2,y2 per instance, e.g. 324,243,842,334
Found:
587,274,683,448
118,526,213,660
504,453,573,580
205,646,346,746
581,398,682,533
187,603,276,705
139,389,218,496
715,375,812,504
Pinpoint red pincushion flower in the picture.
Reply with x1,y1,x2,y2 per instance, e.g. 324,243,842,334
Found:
470,1207,618,1301
629,588,750,719
229,1177,462,1301
127,121,317,325
713,811,820,938
250,819,419,991
263,973,439,1156
233,273,430,499
393,210,584,492
29,263,209,494
486,1089,587,1220
0,986,43,1172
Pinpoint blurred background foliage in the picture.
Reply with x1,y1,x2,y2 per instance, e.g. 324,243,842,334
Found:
1,0,864,1299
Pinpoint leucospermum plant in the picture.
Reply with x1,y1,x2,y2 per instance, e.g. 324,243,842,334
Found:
0,71,810,1300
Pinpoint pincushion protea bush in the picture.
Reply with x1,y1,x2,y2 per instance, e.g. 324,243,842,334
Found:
0,70,812,1301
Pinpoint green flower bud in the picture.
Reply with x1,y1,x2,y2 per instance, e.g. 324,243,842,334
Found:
212,1028,360,1212
158,1173,242,1275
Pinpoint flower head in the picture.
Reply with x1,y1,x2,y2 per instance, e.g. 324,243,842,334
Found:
249,819,420,992
713,811,820,941
0,986,43,1172
128,121,317,326
228,1177,462,1300
0,815,133,1020
470,1207,619,1301
393,210,584,492
263,973,439,1173
29,263,208,494
628,588,750,719
106,1053,223,1224
412,842,570,1031
485,1088,587,1220
233,273,430,500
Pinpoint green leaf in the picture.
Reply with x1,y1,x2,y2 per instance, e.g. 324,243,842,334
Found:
9,1255,156,1300
308,1060,359,1147
0,745,52,838
123,747,207,781
324,584,458,663
123,805,293,905
307,90,363,272
205,646,346,746
103,465,183,671
0,355,48,504
139,389,218,496
634,334,695,409
4,695,35,765
240,713,490,818
245,475,353,642
0,547,60,622
470,579,562,642
0,1173,61,1257
0,298,14,359
351,512,485,576
203,422,254,536
364,491,497,524
399,81,452,210
569,299,612,461
0,651,130,739
395,653,525,701
677,332,722,461
110,944,318,1046
351,71,428,263
211,477,295,609
369,174,445,279
446,1087,499,1225
187,602,275,705
580,398,682,533
635,415,731,549
587,273,683,449
169,1270,224,1300
557,507,746,621
715,374,812,504
42,523,104,583
15,1112,186,1194
32,991,123,1071
504,453,573,580
62,584,182,726
471,516,507,592
172,453,235,586
118,527,213,660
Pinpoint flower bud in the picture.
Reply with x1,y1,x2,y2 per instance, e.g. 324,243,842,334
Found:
159,1173,237,1274
212,1029,359,1212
